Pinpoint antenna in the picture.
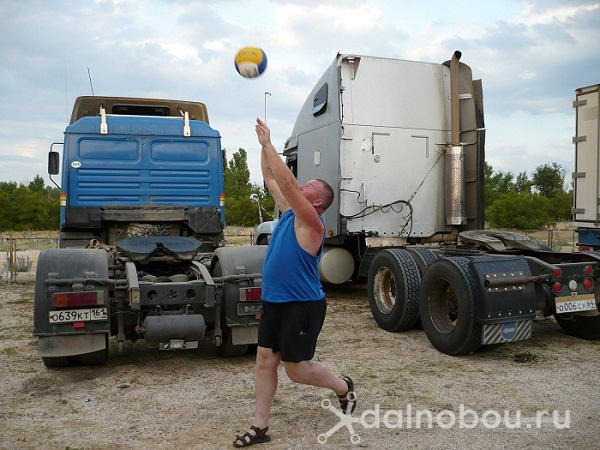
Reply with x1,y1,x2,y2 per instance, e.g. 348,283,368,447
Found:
64,55,69,122
87,67,95,96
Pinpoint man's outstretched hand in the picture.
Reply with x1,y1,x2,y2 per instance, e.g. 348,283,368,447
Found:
255,117,271,147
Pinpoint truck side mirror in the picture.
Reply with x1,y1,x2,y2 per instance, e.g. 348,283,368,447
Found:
48,151,60,175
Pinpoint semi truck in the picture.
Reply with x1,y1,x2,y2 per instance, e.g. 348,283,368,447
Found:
33,96,266,367
573,84,600,250
255,51,600,354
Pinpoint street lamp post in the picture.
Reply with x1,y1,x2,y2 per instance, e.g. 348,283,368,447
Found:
264,91,271,123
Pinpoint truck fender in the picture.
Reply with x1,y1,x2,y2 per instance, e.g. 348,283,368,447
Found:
34,248,110,366
211,246,267,356
34,248,110,333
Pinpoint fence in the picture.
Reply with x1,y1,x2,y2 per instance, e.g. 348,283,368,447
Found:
0,228,254,284
543,228,578,252
526,226,578,253
0,227,579,283
1,236,59,283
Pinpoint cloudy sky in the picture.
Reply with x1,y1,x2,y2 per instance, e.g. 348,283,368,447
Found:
1,0,599,187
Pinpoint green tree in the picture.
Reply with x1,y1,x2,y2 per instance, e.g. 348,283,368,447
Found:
531,163,566,198
222,147,278,226
28,175,46,194
224,148,252,199
484,162,515,206
515,171,532,194
487,191,552,229
0,181,18,229
547,190,573,222
0,191,11,230
0,181,18,198
223,148,257,226
0,178,59,230
11,185,57,231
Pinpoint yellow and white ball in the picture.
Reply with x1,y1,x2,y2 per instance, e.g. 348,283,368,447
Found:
234,46,268,79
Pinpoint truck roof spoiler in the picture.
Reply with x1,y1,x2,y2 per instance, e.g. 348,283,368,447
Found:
70,96,209,125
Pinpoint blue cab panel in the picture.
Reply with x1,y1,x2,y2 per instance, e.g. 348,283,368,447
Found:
576,227,600,249
62,116,223,209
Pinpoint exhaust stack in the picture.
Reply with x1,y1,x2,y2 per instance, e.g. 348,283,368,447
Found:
445,50,467,226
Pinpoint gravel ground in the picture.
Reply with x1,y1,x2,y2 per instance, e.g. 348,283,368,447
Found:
1,281,599,450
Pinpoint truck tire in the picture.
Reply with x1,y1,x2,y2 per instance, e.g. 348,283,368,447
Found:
554,313,600,340
418,257,482,355
42,356,70,368
368,249,421,332
406,248,438,273
406,248,438,329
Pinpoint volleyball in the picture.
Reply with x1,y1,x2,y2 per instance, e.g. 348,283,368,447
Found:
234,46,268,79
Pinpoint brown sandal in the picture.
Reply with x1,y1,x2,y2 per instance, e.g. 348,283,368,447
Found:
233,425,271,448
337,375,357,414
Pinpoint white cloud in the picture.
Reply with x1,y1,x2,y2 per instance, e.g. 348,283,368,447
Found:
0,0,598,187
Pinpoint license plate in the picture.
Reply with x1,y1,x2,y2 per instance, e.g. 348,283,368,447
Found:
49,307,108,324
555,294,597,314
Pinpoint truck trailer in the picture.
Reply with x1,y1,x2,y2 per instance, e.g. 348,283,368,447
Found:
255,51,600,354
573,84,600,250
34,96,266,367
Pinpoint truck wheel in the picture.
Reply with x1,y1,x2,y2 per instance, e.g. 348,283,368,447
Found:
554,313,600,340
406,248,438,329
42,356,70,368
212,259,249,357
406,248,438,273
418,257,482,355
217,328,249,357
368,249,421,331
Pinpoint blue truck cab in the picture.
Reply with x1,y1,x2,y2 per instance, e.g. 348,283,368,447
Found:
51,96,226,250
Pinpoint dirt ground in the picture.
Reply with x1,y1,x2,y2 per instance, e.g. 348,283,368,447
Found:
1,281,599,450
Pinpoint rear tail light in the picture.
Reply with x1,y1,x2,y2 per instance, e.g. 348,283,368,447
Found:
583,278,594,291
239,287,262,302
552,282,563,293
51,291,104,308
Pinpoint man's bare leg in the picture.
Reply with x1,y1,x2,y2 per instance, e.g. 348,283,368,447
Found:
284,360,349,395
234,346,280,447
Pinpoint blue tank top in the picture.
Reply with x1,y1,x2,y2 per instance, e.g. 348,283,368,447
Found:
261,209,325,303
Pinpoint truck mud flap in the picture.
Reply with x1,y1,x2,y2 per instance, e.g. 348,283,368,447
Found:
38,333,107,358
482,320,532,345
231,325,259,346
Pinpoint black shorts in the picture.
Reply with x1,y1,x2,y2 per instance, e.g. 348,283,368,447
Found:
258,298,327,362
